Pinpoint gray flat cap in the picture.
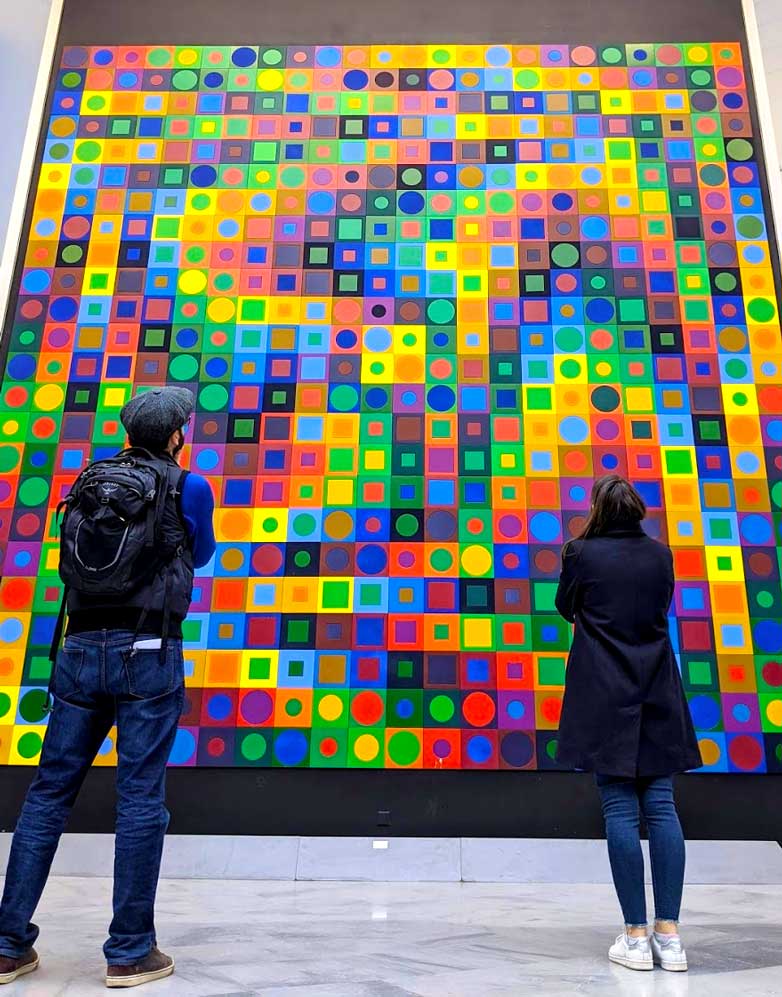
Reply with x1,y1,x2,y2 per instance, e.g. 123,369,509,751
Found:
120,387,195,447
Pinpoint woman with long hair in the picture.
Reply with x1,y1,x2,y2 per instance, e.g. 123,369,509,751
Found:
555,474,702,973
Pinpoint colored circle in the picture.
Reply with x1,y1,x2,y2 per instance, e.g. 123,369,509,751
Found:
748,298,776,323
17,732,43,760
319,694,344,723
388,731,421,766
461,545,492,577
19,689,47,723
273,730,308,766
766,701,782,727
689,695,721,729
241,733,267,762
501,731,534,768
698,738,721,766
529,512,560,543
466,735,493,764
430,695,456,723
463,692,496,727
726,138,753,161
353,733,380,762
728,735,763,771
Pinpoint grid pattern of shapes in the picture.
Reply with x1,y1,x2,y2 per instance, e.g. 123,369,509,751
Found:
1,42,782,772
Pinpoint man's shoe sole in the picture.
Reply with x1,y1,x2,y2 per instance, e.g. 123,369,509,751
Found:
105,962,174,989
0,956,40,985
656,957,688,972
609,953,653,971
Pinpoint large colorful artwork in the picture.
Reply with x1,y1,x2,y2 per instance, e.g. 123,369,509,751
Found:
1,42,781,772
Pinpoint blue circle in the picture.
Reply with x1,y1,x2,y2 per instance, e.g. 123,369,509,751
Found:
689,695,721,729
204,71,224,88
204,357,228,378
7,355,37,380
570,485,586,502
762,363,778,378
118,71,138,88
168,729,196,765
250,193,272,211
14,551,31,569
500,731,534,768
585,298,615,323
723,92,743,109
94,49,114,65
712,220,728,234
529,511,560,543
401,391,417,407
581,216,609,240
344,69,368,90
548,50,562,62
736,452,760,474
433,332,450,347
49,297,78,321
176,327,199,348
308,190,335,214
35,219,57,237
395,698,415,720
364,326,392,352
601,454,619,470
316,47,341,67
754,620,782,653
98,736,114,756
552,192,573,211
743,245,764,263
218,219,240,238
365,387,388,409
398,190,425,215
467,735,493,764
336,328,357,349
740,514,772,545
559,416,589,444
196,449,219,471
356,544,388,575
486,46,511,66
274,730,309,766
22,270,51,294
30,451,47,467
582,167,603,185
232,47,258,67
634,48,649,60
207,694,233,721
507,699,526,720
732,703,751,724
190,165,217,188
427,385,455,412
766,419,782,442
633,70,653,86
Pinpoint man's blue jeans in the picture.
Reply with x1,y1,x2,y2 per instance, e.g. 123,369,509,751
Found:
596,775,686,928
0,630,183,965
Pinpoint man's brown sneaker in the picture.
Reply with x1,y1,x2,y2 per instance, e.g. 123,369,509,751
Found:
0,949,39,985
105,948,174,989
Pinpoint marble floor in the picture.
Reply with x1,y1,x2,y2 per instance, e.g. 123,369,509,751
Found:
0,878,780,996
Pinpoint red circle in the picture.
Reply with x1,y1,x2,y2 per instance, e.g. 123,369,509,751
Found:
203,419,219,436
351,691,384,726
181,302,198,318
749,552,773,577
567,515,588,538
32,417,57,439
1,578,33,610
502,552,520,570
542,697,562,724
762,661,782,687
555,273,578,293
534,549,559,574
252,544,283,576
564,450,588,472
17,514,42,538
366,516,381,533
5,386,29,408
732,165,754,185
758,386,782,413
728,735,763,771
467,517,483,535
207,737,225,758
590,328,614,350
320,737,338,758
463,692,496,728
21,301,43,320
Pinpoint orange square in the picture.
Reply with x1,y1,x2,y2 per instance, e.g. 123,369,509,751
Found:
206,652,240,685
674,549,705,577
528,479,558,508
614,217,640,238
213,579,246,612
363,481,385,503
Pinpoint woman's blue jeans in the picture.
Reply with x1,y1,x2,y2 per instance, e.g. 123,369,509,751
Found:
596,775,686,928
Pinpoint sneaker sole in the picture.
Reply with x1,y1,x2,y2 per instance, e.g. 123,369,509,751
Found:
609,953,653,972
0,956,40,985
657,959,688,972
105,962,175,989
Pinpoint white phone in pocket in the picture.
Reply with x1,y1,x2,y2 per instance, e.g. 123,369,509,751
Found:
131,638,162,651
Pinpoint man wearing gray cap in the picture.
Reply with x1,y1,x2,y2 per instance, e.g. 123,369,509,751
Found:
0,387,215,989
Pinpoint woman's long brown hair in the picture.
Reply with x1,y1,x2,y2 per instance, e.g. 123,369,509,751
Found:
575,474,647,541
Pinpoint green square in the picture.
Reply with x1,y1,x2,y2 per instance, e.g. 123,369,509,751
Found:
396,658,414,679
240,300,266,321
498,361,513,377
249,656,272,681
110,118,132,136
329,449,354,472
345,119,363,135
678,193,694,208
490,94,509,110
261,96,276,109
665,450,693,475
611,140,632,160
687,660,713,686
710,518,732,539
717,555,732,572
640,119,655,132
76,389,90,404
619,299,646,322
373,94,394,111
501,486,516,501
338,274,359,292
272,390,287,405
181,619,201,643
464,275,482,291
233,418,255,438
89,273,109,290
494,145,508,157
322,581,350,609
668,422,684,438
528,359,548,379
287,620,310,642
525,274,545,292
576,93,598,111
162,167,185,185
155,218,180,238
144,328,166,347
338,218,363,240
300,485,314,499
430,273,454,294
464,451,485,472
309,247,329,264
399,245,423,266
360,583,382,607
538,657,566,686
532,582,558,612
154,246,175,263
684,300,710,321
660,332,676,346
432,419,451,439
648,220,667,235
288,659,305,678
435,249,448,262
583,143,597,158
434,624,449,640
700,420,721,440
252,141,278,162
28,656,52,682
226,118,249,136
526,387,552,411
401,452,416,468
373,142,391,158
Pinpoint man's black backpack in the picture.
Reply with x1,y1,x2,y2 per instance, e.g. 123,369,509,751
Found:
50,449,187,664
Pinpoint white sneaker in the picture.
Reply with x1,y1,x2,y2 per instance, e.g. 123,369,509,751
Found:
609,932,653,971
651,931,688,972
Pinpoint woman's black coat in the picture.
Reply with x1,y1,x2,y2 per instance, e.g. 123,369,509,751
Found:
555,523,703,778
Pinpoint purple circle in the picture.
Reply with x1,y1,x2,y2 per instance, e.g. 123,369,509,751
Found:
717,67,743,87
62,47,89,67
705,192,726,210
399,551,415,568
433,738,452,759
556,221,573,236
426,510,456,541
219,248,233,261
325,547,350,571
313,167,333,186
522,193,542,211
48,328,69,348
498,515,522,539
0,482,11,502
691,90,717,111
728,118,743,132
596,419,620,441
708,242,737,266
240,690,274,725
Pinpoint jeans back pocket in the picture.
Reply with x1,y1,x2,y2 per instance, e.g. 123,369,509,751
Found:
53,646,86,704
123,642,183,700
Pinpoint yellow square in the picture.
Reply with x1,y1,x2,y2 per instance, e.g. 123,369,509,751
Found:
364,449,386,471
104,387,126,408
326,479,354,505
399,587,414,604
685,274,702,290
463,617,493,649
465,223,479,235
625,387,653,412
201,121,216,134
642,190,667,213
